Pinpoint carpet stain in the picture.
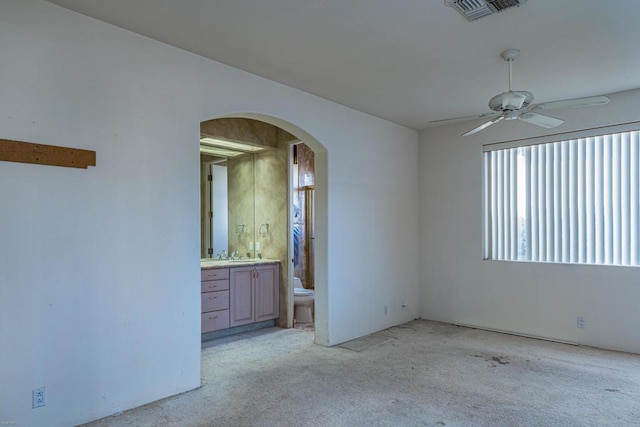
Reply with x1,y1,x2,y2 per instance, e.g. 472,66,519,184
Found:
491,356,510,365
473,354,511,366
605,388,620,392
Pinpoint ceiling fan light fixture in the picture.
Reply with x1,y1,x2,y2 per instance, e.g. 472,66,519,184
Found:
501,91,527,110
488,91,533,112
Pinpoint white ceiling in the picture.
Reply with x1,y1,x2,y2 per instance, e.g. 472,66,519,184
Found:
46,0,640,130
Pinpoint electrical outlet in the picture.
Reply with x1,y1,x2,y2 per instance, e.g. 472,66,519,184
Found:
577,316,586,329
255,242,260,251
32,387,46,408
384,305,388,315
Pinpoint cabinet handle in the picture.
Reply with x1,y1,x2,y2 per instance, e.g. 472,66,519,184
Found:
209,316,217,320
209,296,216,299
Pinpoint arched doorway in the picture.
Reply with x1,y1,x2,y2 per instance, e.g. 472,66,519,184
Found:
199,113,328,346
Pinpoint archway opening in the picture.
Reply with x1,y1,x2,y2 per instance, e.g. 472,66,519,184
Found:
198,113,329,346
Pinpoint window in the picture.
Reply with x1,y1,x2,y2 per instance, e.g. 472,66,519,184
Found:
483,126,640,266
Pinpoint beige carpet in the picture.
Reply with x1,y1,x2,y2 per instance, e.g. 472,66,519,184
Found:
82,320,640,426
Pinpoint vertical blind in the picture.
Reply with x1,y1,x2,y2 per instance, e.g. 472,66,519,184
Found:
483,129,640,266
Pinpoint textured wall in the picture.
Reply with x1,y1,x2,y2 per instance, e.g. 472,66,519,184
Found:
227,154,255,257
254,147,289,326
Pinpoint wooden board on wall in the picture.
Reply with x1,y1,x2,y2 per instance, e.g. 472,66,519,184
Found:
0,138,96,169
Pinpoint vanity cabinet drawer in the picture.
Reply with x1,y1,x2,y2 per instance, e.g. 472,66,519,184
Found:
201,290,229,312
201,268,229,281
201,279,230,293
202,310,230,333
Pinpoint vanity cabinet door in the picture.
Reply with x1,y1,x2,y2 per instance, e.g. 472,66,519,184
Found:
229,266,254,327
255,264,279,322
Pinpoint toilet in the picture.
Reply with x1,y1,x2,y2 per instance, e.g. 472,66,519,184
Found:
293,277,314,323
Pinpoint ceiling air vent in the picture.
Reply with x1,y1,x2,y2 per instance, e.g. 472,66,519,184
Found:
446,0,527,21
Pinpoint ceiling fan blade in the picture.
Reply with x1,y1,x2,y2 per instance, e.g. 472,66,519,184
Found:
430,112,496,124
529,95,610,111
518,112,564,129
462,116,504,136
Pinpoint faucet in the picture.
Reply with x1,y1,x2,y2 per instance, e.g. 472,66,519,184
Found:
216,250,242,261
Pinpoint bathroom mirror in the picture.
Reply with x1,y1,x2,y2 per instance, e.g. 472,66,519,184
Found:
200,152,255,259
199,117,298,263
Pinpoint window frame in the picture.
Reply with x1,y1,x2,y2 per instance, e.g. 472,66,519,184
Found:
482,120,640,267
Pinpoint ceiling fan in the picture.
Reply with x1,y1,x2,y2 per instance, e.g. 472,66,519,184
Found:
433,49,611,136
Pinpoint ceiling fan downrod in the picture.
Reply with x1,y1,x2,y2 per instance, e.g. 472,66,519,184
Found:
501,49,520,92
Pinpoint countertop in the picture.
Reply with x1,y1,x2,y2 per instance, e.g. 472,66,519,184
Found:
200,258,280,269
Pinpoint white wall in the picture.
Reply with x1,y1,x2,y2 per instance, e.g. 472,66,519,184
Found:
420,88,640,354
0,1,419,426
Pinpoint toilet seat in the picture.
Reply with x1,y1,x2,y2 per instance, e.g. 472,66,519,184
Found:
294,287,314,296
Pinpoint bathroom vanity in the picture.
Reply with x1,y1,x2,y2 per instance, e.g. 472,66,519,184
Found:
201,259,280,337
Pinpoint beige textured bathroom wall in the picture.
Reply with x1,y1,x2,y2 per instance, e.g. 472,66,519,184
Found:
227,153,255,257
254,147,289,326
